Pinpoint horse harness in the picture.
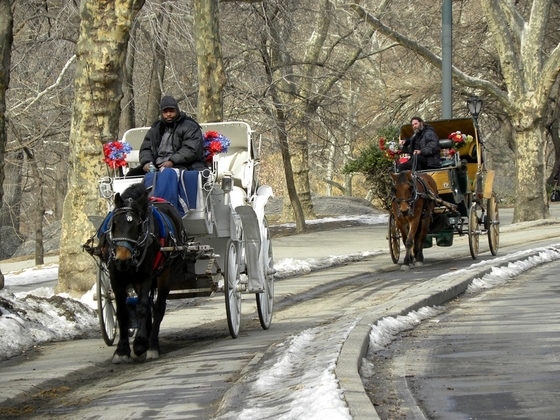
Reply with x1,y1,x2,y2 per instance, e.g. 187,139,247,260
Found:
100,199,182,272
392,173,434,219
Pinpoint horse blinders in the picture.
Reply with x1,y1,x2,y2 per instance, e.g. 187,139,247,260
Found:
107,202,150,268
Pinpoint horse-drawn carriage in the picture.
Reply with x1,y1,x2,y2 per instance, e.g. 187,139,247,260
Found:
388,117,499,268
84,121,274,362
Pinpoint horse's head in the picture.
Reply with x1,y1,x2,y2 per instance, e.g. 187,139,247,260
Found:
108,184,150,271
390,171,416,217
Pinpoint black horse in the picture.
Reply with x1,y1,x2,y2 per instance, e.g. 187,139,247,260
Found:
102,183,187,363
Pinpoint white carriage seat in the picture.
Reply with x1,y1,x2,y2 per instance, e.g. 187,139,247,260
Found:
122,127,149,169
215,147,251,189
181,170,213,236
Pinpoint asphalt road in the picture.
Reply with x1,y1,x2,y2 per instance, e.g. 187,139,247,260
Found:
1,205,560,419
368,259,560,420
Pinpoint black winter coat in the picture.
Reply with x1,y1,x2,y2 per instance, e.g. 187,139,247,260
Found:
139,112,207,171
401,124,441,169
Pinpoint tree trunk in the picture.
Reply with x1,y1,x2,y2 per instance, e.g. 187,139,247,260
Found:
0,150,23,231
287,113,315,219
513,118,549,222
194,0,225,123
119,22,138,137
0,0,13,289
277,111,307,233
57,0,145,297
144,10,169,125
23,146,45,265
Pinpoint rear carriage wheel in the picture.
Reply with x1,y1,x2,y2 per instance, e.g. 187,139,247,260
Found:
224,239,242,339
388,213,401,264
97,261,117,346
487,193,500,256
256,217,274,330
468,203,480,260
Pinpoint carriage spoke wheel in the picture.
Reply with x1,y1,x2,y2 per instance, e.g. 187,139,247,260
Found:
97,261,117,346
388,213,401,264
468,203,480,260
487,193,500,256
257,217,274,330
224,239,242,339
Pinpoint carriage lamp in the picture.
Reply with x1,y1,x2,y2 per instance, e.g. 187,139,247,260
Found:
221,174,233,206
99,177,113,199
221,174,233,194
467,96,483,118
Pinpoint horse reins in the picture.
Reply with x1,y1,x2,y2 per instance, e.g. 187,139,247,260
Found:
106,203,151,269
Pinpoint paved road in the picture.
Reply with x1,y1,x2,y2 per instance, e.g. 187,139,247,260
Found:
1,205,560,419
368,259,560,420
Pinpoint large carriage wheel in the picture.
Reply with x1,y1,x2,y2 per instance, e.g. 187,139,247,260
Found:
97,261,117,346
388,213,401,264
487,193,500,256
224,239,242,339
468,203,480,260
256,217,274,330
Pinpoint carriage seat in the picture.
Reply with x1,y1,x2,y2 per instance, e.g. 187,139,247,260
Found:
215,147,251,189
122,127,149,171
439,139,456,168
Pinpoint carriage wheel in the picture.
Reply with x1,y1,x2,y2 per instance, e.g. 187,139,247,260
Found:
256,217,274,330
388,213,401,264
487,193,500,256
224,239,242,339
97,261,117,346
468,203,480,260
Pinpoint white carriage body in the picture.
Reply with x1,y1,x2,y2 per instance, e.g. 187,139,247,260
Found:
99,121,274,300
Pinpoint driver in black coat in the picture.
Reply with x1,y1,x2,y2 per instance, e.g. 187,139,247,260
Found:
126,96,207,176
397,116,441,172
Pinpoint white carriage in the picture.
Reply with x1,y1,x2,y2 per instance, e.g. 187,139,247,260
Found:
93,121,275,343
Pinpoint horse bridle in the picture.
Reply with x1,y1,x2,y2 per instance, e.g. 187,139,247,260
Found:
393,172,432,218
106,202,151,269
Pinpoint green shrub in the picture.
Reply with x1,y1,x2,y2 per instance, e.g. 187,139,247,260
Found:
344,125,400,210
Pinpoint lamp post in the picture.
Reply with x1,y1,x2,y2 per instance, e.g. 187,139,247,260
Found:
467,96,483,120
467,95,483,141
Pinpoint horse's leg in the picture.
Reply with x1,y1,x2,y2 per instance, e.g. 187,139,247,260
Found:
414,203,434,267
400,219,414,270
413,219,428,267
112,283,132,364
147,268,172,360
131,277,153,361
403,217,422,270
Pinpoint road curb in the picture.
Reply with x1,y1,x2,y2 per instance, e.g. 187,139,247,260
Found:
337,244,560,420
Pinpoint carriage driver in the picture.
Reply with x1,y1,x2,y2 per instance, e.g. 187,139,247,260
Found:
397,116,441,172
126,95,208,176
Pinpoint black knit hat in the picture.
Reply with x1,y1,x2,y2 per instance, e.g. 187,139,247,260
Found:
160,96,179,111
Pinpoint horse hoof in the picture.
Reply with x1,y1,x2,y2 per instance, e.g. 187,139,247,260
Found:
414,261,424,267
146,350,159,360
112,354,132,364
132,350,147,362
400,265,410,271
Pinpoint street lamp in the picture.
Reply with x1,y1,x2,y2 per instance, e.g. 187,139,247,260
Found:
467,96,483,119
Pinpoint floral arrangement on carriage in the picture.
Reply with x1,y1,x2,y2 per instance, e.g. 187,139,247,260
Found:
380,137,408,163
103,141,132,175
203,131,231,163
446,131,474,156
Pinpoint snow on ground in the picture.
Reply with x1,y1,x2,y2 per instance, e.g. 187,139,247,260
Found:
1,215,560,420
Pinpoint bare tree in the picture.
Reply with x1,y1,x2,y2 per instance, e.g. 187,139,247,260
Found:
0,0,12,289
194,0,226,122
57,0,145,296
351,0,560,222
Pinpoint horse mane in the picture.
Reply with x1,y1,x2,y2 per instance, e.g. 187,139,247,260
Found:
114,183,150,217
121,183,149,201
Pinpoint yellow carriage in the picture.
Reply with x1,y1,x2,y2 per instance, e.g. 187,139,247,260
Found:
388,117,499,262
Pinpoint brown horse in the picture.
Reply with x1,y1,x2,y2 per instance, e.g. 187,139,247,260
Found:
390,170,438,270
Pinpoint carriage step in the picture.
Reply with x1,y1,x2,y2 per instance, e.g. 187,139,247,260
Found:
168,288,214,299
